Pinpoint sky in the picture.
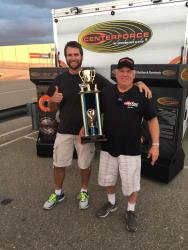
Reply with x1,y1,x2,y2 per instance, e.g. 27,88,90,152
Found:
0,0,109,46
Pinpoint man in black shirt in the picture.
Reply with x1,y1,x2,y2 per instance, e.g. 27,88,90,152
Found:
96,57,159,232
43,41,152,211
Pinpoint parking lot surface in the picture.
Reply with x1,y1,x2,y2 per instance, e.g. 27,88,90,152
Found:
0,116,188,250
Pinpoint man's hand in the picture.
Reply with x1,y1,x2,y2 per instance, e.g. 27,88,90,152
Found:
147,145,159,166
135,81,152,98
50,86,63,104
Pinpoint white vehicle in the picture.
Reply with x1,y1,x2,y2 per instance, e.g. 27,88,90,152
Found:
52,0,188,139
52,0,188,80
31,0,188,180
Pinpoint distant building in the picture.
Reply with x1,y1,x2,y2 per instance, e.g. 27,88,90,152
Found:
0,43,55,66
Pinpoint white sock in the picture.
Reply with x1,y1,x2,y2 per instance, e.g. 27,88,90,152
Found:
81,188,88,193
55,189,62,196
107,193,116,205
127,202,136,211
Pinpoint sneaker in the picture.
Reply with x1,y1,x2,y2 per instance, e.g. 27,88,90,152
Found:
126,211,138,232
77,191,89,209
43,192,65,210
96,201,118,218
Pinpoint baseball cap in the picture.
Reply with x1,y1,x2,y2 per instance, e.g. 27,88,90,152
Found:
117,57,134,70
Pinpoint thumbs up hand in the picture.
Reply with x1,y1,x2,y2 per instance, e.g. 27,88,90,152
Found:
50,85,63,104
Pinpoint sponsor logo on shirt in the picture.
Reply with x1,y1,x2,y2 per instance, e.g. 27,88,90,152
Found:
124,101,139,108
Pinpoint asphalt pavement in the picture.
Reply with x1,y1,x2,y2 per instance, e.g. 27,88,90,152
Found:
0,116,188,250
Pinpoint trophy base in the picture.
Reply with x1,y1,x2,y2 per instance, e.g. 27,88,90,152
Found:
81,135,107,144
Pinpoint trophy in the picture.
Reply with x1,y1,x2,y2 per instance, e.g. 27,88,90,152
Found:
79,68,107,143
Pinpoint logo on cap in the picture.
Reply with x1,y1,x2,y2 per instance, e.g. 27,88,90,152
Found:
117,57,134,70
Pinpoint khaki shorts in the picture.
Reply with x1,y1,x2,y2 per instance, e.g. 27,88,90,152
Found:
53,133,95,169
98,151,141,196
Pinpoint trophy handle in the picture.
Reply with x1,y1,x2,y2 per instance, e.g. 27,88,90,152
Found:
90,69,96,84
79,71,86,84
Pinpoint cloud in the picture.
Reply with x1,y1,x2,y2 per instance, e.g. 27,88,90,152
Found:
0,0,106,9
0,3,50,20
0,18,53,45
0,0,107,46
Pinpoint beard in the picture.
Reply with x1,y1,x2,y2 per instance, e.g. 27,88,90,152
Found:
66,59,82,70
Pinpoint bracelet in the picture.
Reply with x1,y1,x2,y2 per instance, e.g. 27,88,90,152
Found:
152,143,159,146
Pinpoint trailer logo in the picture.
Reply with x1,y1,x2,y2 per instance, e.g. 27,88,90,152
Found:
162,70,176,77
78,20,152,53
180,68,188,81
157,97,179,107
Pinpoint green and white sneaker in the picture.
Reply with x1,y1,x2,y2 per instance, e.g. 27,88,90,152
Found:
77,191,89,210
43,192,65,210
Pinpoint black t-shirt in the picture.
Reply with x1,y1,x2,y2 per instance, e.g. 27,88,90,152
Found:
47,71,110,134
101,84,157,156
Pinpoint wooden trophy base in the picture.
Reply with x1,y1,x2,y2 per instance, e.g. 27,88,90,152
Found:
81,134,107,144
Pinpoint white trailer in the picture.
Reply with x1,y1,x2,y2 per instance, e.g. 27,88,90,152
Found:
30,0,188,180
52,0,188,80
